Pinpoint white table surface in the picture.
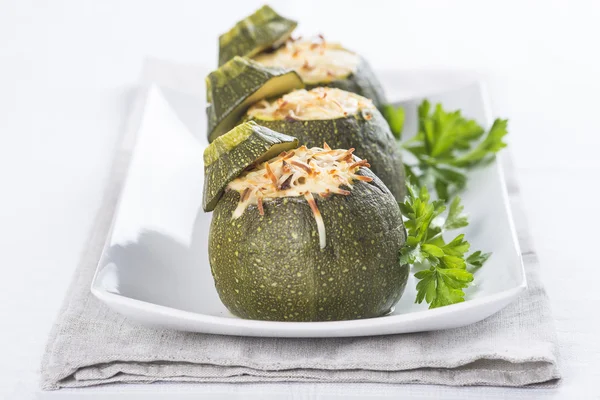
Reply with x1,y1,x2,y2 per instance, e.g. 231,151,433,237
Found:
1,0,599,399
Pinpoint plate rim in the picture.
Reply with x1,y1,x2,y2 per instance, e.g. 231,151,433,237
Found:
91,280,526,335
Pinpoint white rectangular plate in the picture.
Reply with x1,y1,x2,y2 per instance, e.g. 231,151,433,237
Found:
91,74,526,338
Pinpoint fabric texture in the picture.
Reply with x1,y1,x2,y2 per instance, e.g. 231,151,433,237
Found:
40,60,560,390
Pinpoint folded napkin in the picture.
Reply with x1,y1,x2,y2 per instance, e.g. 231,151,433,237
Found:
40,60,560,390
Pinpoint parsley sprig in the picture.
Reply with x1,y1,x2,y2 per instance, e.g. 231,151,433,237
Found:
382,99,506,309
401,100,508,201
399,185,490,308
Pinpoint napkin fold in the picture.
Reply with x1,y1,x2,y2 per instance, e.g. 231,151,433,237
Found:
40,59,559,390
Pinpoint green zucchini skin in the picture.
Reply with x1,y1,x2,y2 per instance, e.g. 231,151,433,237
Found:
305,57,387,109
247,111,406,201
203,122,298,212
218,5,297,66
209,167,408,322
206,57,303,143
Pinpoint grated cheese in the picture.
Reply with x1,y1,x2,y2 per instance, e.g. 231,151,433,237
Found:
227,144,373,249
247,87,375,121
253,37,360,84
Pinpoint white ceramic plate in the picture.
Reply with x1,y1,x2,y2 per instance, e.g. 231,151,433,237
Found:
91,76,526,338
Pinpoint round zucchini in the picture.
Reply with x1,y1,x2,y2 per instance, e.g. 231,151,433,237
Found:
206,56,304,142
209,145,408,321
203,121,299,212
244,87,406,201
218,5,297,66
253,38,387,108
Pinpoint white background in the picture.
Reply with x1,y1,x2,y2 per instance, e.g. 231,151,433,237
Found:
1,0,599,399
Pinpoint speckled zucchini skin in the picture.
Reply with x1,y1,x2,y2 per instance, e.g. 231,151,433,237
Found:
247,111,406,201
305,57,387,109
218,5,297,66
206,57,303,142
209,167,408,322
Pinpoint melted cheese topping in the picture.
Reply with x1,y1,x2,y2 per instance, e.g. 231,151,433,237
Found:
247,87,375,121
227,144,373,249
253,37,360,84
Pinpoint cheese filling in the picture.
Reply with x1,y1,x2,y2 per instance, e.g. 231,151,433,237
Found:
253,37,360,84
227,144,373,249
247,87,375,121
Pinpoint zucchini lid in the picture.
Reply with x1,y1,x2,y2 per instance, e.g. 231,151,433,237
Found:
203,121,298,212
206,56,304,143
218,5,297,66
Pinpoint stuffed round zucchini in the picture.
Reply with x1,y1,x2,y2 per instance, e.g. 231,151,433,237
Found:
244,87,406,201
205,123,408,321
217,6,387,107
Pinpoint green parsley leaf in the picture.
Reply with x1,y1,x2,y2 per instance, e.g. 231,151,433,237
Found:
450,119,508,168
422,243,445,258
430,165,468,201
444,196,469,230
400,100,509,201
382,104,405,139
400,185,489,309
415,267,473,308
441,233,470,257
417,101,484,158
466,251,492,273
399,243,426,265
